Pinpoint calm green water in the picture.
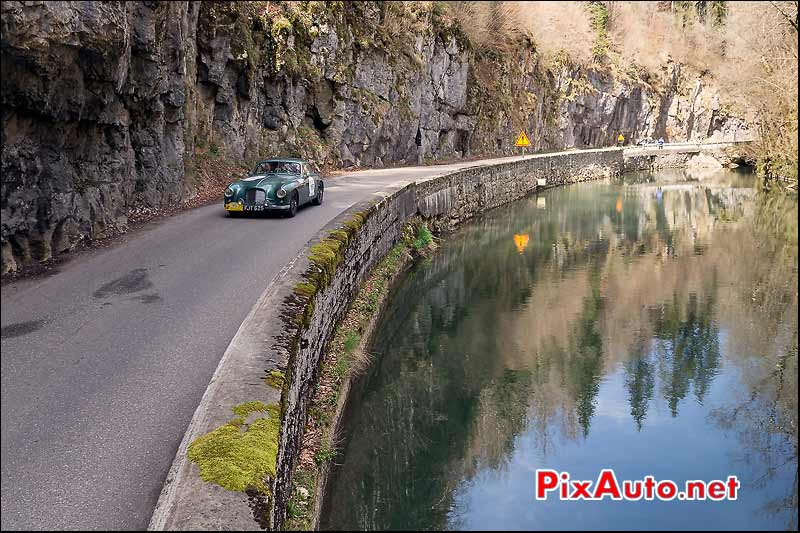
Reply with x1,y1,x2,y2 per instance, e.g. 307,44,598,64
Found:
321,169,798,531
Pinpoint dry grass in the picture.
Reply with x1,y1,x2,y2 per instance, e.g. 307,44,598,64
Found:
448,1,594,61
447,1,528,54
518,2,596,63
607,2,725,72
347,346,374,377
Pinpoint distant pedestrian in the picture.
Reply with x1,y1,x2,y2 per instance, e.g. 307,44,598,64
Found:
658,137,664,149
618,133,625,147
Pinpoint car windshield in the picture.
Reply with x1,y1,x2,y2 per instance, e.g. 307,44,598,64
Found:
252,161,301,175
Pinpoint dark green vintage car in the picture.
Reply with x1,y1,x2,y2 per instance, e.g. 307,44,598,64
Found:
224,158,324,217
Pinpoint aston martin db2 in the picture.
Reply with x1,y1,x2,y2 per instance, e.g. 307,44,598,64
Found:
224,158,324,217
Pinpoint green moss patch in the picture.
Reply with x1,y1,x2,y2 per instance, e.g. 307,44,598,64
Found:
265,370,286,389
291,210,373,328
403,219,438,256
411,224,433,250
342,331,361,354
188,401,281,495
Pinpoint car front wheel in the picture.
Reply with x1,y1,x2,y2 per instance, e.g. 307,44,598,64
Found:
312,182,324,205
287,192,298,218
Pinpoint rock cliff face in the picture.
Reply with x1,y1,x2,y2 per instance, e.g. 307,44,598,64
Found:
2,1,197,272
0,1,750,273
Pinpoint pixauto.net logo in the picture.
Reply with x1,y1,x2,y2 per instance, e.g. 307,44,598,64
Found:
535,470,740,502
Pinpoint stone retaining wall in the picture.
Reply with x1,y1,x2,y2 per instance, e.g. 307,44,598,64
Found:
622,143,749,172
623,151,695,171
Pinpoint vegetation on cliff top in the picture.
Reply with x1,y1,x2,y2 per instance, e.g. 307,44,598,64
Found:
218,1,796,185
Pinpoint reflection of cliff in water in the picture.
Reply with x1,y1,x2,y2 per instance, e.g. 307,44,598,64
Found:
710,191,798,530
322,173,797,531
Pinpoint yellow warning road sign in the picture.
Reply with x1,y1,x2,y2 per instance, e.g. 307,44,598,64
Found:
515,131,531,147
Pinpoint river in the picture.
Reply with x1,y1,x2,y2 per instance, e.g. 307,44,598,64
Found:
321,168,798,531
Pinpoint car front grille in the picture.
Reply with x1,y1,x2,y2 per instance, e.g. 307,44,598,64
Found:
245,189,266,205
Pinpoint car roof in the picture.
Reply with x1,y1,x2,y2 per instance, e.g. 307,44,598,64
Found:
257,158,306,164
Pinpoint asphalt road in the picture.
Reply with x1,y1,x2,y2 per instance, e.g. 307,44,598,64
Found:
0,154,541,530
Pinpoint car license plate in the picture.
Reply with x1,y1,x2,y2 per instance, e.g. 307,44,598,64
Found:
225,203,243,211
244,205,266,211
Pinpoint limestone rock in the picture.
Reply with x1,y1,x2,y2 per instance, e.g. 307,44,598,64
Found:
0,1,753,274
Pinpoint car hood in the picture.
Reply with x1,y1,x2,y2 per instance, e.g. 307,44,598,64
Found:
229,173,300,190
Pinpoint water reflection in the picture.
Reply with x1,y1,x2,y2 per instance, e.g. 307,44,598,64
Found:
322,170,798,531
513,234,529,254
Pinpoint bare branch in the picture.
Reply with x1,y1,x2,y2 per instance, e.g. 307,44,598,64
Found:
769,1,799,32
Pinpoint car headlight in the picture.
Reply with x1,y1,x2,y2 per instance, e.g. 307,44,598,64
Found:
276,188,286,199
224,187,234,197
